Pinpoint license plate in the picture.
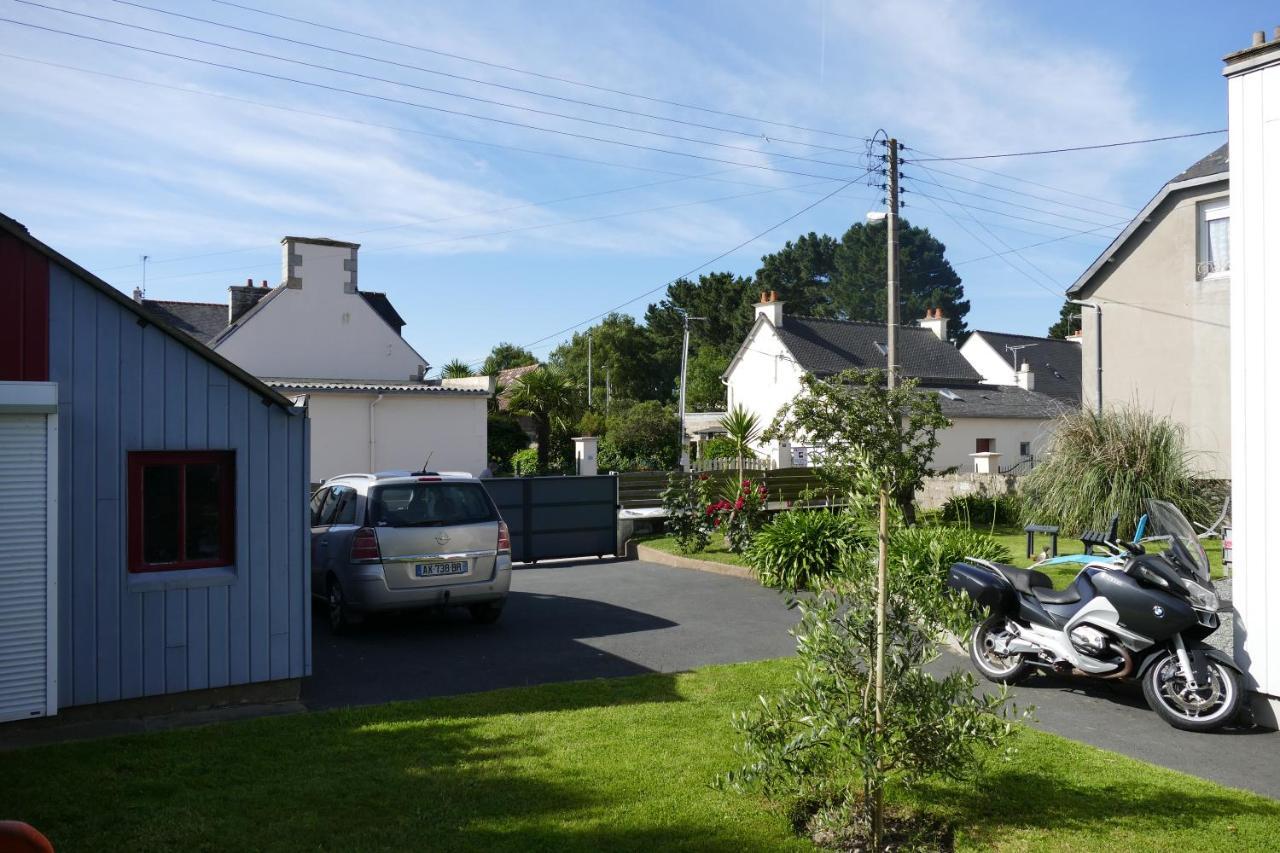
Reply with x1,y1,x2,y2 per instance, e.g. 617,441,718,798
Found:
415,560,468,578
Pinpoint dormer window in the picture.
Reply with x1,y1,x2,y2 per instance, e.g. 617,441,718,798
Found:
1197,198,1230,280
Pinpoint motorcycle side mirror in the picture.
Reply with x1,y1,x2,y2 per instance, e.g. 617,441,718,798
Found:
1118,540,1146,556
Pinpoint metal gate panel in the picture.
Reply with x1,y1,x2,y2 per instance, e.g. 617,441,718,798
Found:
482,475,617,563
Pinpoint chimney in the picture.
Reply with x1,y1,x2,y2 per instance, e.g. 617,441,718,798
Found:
1066,329,1084,344
228,278,271,324
917,307,948,341
131,286,143,303
281,236,360,292
754,290,784,327
1015,361,1035,391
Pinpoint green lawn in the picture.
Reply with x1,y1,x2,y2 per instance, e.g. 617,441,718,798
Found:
2,659,1277,852
639,534,751,568
972,524,1227,589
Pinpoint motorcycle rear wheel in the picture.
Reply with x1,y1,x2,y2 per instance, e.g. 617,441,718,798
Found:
969,615,1033,685
1141,651,1241,732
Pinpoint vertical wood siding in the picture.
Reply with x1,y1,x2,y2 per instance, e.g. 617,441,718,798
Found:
0,232,50,381
47,264,309,707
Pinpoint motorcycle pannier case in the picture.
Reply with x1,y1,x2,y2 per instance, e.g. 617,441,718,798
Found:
947,562,1015,611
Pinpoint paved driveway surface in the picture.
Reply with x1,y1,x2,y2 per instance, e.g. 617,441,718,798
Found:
303,559,800,710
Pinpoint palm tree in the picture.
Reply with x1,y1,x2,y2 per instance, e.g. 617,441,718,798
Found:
506,366,580,473
719,405,760,486
441,359,475,379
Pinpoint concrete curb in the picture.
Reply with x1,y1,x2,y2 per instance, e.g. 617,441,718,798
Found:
635,544,756,581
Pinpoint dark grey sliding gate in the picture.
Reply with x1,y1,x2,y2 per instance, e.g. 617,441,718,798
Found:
481,475,618,563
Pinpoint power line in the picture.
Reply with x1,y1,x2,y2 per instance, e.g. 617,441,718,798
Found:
951,222,1123,267
900,162,1138,218
113,177,857,289
0,15,865,183
466,168,873,367
908,162,1065,299
210,0,869,143
905,175,1127,230
903,185,1126,238
16,1,864,173
106,0,868,159
907,129,1226,162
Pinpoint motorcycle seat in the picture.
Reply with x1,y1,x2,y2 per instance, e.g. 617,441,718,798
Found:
1032,585,1082,605
989,563,1054,595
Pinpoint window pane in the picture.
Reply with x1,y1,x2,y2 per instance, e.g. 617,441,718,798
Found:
185,463,224,561
142,465,181,564
1207,217,1230,273
367,483,497,527
331,487,357,525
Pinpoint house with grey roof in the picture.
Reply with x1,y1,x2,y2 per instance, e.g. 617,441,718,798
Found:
1067,143,1230,477
135,237,492,482
722,292,1067,473
959,330,1082,404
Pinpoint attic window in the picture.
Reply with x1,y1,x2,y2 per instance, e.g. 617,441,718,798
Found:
938,389,962,401
873,341,887,356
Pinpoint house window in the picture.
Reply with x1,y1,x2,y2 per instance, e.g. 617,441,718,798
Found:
1019,441,1032,458
975,438,995,453
128,451,234,572
1197,199,1230,280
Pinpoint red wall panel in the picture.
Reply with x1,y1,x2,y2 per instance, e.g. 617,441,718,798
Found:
0,232,49,381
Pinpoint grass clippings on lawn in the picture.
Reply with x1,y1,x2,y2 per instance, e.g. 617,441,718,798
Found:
2,659,1276,852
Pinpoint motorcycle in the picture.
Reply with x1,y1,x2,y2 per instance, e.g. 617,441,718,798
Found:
947,499,1241,732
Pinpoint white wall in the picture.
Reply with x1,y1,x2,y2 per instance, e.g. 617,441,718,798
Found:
306,392,488,482
959,335,1017,386
724,320,806,454
1227,38,1280,718
214,239,428,382
932,417,1055,473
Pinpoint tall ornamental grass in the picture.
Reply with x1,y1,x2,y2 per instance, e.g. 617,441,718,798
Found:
1020,406,1214,539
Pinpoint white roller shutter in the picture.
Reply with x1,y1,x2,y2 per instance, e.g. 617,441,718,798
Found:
0,413,54,722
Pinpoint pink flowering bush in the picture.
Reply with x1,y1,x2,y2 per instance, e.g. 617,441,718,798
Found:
708,479,769,553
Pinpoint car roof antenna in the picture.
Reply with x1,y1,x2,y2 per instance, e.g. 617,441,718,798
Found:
418,452,434,475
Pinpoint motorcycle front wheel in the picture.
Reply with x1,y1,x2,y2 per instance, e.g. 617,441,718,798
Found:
1142,651,1242,732
969,615,1033,685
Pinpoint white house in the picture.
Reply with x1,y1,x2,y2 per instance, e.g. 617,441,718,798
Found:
1225,26,1280,725
722,293,1067,473
139,236,490,482
959,330,1082,405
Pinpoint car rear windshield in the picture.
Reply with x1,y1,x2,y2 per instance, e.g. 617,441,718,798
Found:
366,482,498,528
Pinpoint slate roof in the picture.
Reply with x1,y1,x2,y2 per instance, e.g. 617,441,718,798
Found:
262,378,488,395
142,289,411,344
773,316,982,385
968,330,1082,403
1173,143,1228,182
932,385,1070,420
140,299,228,344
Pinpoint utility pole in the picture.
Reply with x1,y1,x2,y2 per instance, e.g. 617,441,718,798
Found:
676,311,706,469
873,136,900,851
606,367,612,416
587,334,593,409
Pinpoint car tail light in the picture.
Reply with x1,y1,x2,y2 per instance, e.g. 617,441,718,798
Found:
350,527,382,562
496,520,511,554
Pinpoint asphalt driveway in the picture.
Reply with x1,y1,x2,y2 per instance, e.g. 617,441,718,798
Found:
303,558,801,710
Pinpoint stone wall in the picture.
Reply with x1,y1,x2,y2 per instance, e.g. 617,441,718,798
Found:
916,472,1020,511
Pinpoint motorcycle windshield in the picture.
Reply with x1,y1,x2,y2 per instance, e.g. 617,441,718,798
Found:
1146,499,1210,581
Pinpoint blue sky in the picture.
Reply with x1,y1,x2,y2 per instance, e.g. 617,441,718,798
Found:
0,1,1268,372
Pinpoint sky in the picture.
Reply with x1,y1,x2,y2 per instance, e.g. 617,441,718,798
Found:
0,0,1270,373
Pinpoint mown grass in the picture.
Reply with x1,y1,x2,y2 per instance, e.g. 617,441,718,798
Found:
2,659,1276,852
639,533,751,567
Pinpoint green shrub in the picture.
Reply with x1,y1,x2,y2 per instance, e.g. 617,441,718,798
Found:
1019,406,1214,538
487,412,530,474
709,478,769,553
749,510,867,591
700,435,737,460
510,447,539,477
662,473,712,554
940,493,1021,527
890,525,1011,585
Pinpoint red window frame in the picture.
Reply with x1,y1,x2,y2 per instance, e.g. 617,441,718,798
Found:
127,451,235,573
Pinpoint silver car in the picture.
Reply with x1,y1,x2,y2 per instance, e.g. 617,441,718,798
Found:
310,471,512,631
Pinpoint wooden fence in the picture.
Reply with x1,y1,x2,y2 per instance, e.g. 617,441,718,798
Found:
617,467,836,510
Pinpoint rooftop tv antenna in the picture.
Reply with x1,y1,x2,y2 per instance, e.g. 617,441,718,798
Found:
1005,343,1039,371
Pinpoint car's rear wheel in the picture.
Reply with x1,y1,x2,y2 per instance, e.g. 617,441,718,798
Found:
469,601,504,624
327,578,361,634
